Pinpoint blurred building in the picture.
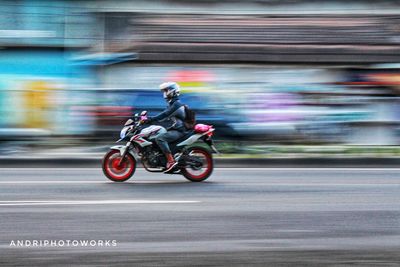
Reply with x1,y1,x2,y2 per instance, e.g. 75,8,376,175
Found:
2,0,400,146
85,0,400,145
0,0,97,140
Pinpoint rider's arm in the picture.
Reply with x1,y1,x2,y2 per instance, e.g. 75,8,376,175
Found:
149,102,181,122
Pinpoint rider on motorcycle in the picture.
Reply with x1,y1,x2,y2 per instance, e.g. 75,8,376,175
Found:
146,82,187,173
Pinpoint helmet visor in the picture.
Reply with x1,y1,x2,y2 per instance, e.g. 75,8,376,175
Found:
161,89,168,99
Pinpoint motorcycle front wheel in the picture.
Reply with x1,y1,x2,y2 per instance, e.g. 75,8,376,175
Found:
102,150,136,182
181,146,213,182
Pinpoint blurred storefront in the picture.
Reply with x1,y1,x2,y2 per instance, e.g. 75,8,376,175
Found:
2,0,400,147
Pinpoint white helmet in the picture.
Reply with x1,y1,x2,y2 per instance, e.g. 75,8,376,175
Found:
159,82,180,100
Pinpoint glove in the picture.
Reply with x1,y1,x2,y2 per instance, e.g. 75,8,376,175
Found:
141,117,152,124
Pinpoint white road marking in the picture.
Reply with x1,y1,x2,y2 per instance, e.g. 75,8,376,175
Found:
0,180,187,184
0,200,200,206
0,181,103,184
216,168,400,171
0,181,397,186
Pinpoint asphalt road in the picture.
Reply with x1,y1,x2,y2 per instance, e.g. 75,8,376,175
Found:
0,168,399,266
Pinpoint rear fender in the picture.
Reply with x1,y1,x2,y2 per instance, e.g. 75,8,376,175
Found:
177,129,215,147
177,134,202,147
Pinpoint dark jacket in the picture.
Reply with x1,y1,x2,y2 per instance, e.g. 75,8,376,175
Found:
150,97,186,131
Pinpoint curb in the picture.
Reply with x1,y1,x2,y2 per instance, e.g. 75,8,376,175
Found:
1,157,400,168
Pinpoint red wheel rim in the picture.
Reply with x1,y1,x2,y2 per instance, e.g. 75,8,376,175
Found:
184,149,212,180
104,151,135,181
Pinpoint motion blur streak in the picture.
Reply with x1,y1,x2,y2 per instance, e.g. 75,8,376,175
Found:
1,0,400,157
2,2,400,266
1,168,400,265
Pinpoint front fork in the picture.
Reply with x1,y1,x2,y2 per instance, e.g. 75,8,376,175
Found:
110,141,136,166
118,147,128,166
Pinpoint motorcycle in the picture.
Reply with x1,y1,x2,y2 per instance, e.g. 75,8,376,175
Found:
102,111,219,182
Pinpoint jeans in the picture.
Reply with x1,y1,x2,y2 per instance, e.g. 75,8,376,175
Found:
155,130,185,154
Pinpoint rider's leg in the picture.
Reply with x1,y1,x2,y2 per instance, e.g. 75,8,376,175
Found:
156,130,184,172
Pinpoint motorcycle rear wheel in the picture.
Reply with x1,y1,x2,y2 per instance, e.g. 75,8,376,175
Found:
181,146,213,182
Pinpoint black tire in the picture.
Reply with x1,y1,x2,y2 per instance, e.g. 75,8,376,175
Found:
102,150,136,182
181,146,213,182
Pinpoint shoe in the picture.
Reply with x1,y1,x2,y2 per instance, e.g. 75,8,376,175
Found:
164,153,178,173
